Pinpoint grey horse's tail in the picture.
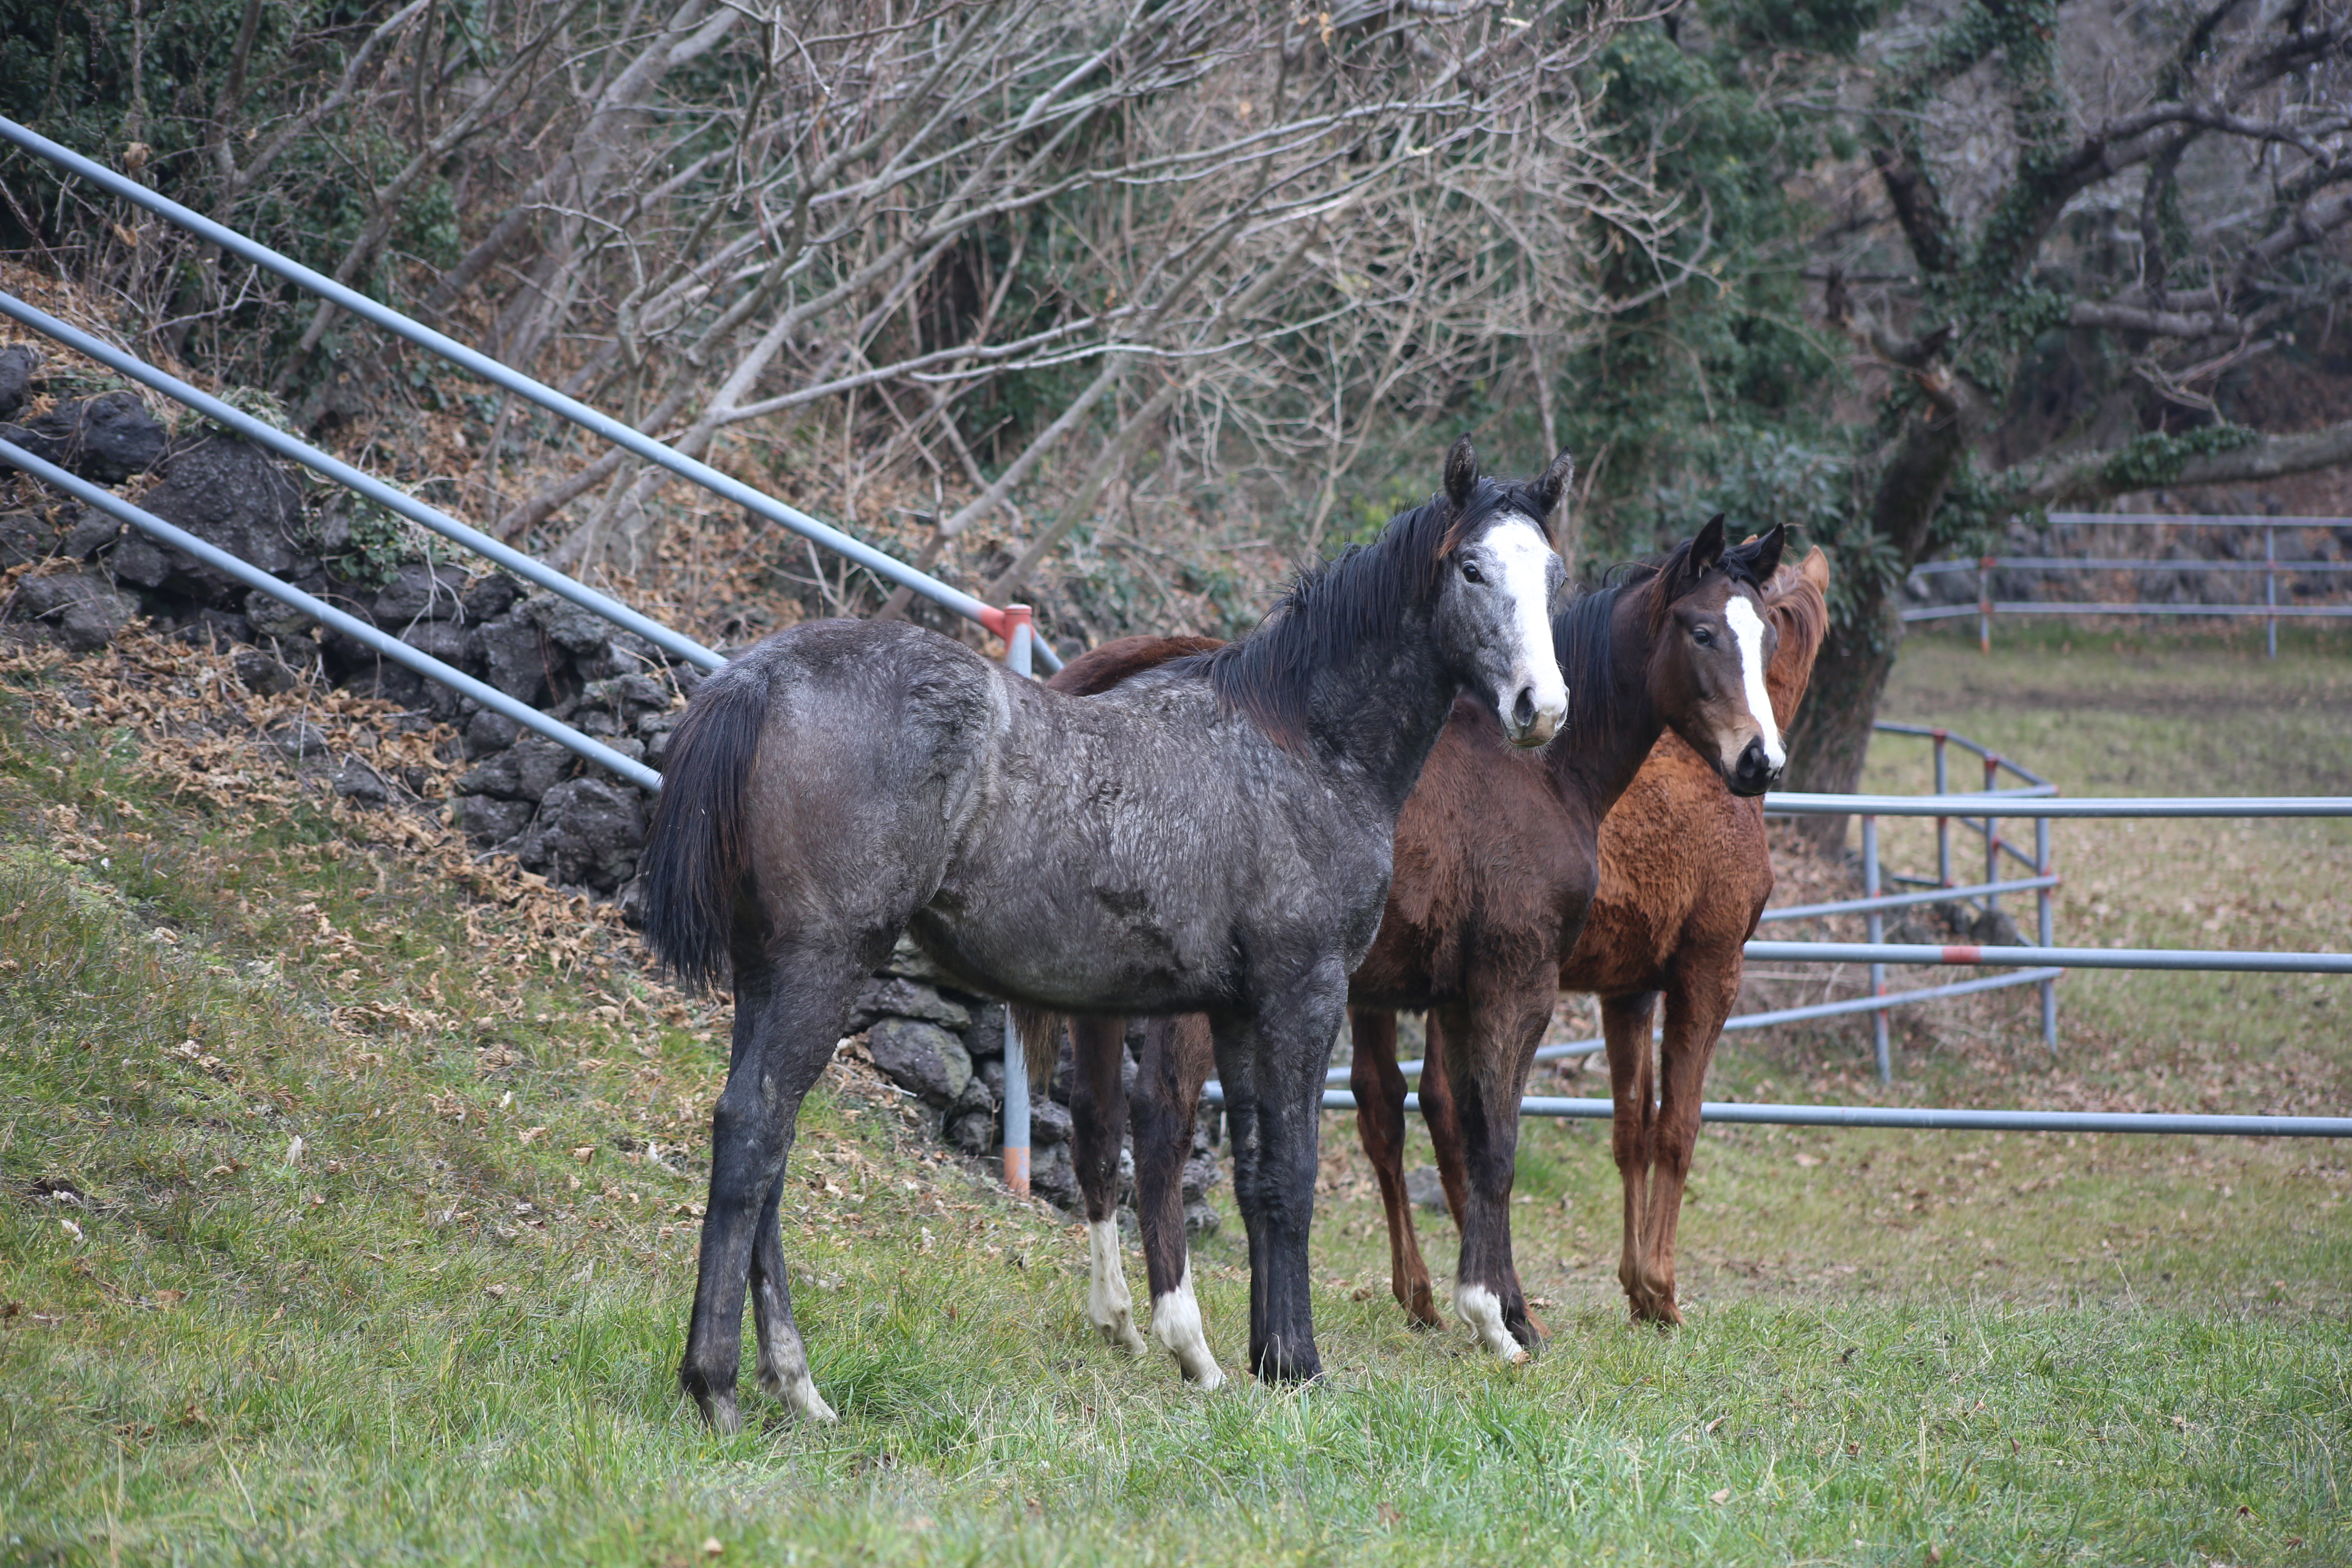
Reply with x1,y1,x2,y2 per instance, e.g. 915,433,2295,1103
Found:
639,663,770,990
1009,1005,1064,1100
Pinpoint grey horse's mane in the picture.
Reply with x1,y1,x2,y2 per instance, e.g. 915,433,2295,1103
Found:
1184,472,1558,747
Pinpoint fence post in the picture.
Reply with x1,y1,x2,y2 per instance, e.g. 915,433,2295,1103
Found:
1864,813,1890,1082
1979,555,1994,653
2265,524,2278,660
1933,730,1951,889
2036,813,2058,1054
999,606,1036,1197
1982,754,2001,921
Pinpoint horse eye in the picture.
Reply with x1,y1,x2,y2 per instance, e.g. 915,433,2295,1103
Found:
1693,625,1714,646
1462,561,1483,583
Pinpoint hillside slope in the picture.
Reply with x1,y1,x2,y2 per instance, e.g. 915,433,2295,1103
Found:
3,633,2348,1566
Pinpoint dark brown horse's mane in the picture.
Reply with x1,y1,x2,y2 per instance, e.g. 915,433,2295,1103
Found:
1184,472,1557,746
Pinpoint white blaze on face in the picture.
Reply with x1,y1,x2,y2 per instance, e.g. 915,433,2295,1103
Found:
1487,516,1568,736
1151,1264,1224,1388
1454,1282,1531,1365
1086,1218,1145,1354
1723,594,1786,770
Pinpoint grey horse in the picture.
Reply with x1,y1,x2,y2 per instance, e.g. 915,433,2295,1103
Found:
638,436,1571,1430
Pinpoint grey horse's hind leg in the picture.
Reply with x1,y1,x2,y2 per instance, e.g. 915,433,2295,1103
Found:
680,947,864,1432
1068,1016,1145,1354
1132,1015,1220,1385
749,1165,833,1421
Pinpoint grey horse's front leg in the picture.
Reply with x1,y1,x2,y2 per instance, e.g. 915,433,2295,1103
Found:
679,954,859,1431
1216,964,1346,1385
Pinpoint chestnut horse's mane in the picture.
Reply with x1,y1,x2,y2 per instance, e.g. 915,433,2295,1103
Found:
1758,547,1831,724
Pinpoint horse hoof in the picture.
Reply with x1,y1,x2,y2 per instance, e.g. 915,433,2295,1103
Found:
1095,1312,1148,1355
697,1390,742,1435
1182,1355,1227,1390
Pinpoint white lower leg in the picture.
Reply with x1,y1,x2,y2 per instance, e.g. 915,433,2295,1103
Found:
1086,1219,1145,1353
755,1322,838,1423
1455,1282,1531,1365
1151,1264,1224,1388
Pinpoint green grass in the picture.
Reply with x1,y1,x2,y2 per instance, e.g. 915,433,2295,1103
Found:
4,631,2350,1565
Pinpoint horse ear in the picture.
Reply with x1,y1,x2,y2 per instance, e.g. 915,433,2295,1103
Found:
1444,435,1478,508
1742,522,1788,581
1532,448,1576,539
1685,514,1726,582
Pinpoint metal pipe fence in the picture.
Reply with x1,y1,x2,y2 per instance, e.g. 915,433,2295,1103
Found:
0,116,1062,673
1899,512,2352,657
1,435,660,790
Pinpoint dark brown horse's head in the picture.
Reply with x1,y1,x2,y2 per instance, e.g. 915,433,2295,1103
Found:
1644,515,1790,797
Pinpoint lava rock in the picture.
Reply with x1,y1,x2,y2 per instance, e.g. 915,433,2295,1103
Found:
945,1111,997,1157
882,932,964,988
466,614,552,703
514,776,646,890
232,640,317,695
12,572,134,651
960,1000,1008,1063
1180,1150,1221,1205
9,392,168,483
950,1070,998,1116
184,608,250,649
865,1018,973,1107
0,345,36,420
1183,1201,1221,1238
60,507,123,559
0,510,51,568
270,720,329,760
850,977,971,1032
571,630,663,682
1404,1165,1448,1212
462,573,523,622
456,794,533,845
119,437,305,605
243,587,314,640
374,562,468,624
1029,1098,1073,1148
457,734,574,802
1031,1143,1078,1209
464,709,522,759
332,760,391,806
582,672,675,724
397,618,471,666
521,591,615,655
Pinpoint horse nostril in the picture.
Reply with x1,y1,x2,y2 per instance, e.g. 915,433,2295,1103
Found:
1513,687,1536,732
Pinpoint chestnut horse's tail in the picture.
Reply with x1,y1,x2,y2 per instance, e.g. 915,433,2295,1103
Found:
1010,1005,1065,1100
638,661,772,991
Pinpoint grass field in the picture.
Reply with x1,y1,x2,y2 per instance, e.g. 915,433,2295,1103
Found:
3,625,2348,1566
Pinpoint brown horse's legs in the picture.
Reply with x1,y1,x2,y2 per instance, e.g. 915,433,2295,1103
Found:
1131,1014,1221,1384
1602,991,1667,1323
1633,973,1736,1325
1417,1017,1469,1230
1067,1015,1145,1353
1350,1008,1445,1329
681,945,866,1431
1439,993,1552,1362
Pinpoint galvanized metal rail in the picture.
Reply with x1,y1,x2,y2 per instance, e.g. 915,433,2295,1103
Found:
0,115,1062,672
0,436,660,790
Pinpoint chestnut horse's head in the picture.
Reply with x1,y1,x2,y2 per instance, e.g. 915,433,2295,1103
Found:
1646,515,1790,797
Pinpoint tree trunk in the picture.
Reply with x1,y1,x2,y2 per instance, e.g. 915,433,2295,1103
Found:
1782,384,1981,853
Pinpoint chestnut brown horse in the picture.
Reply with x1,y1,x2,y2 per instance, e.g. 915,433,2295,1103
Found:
1033,520,1800,1383
1370,544,1831,1330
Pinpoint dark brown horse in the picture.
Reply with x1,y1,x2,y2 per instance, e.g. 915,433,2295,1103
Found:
1037,519,1796,1383
1371,544,1831,1330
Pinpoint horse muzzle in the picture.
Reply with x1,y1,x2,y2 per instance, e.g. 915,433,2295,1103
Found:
1726,735,1780,797
1504,682,1564,748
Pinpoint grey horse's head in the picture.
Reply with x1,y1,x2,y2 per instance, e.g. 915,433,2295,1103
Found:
1429,437,1572,748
